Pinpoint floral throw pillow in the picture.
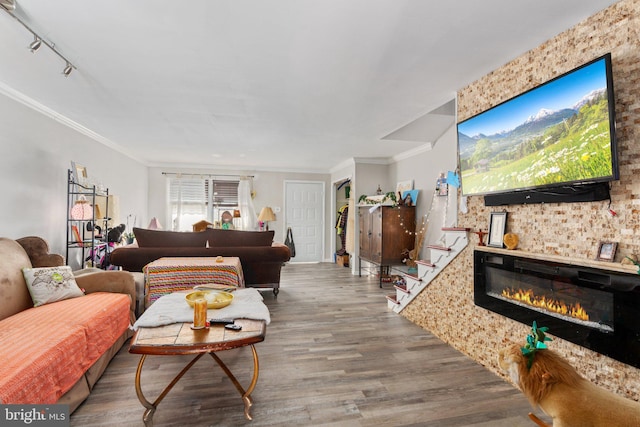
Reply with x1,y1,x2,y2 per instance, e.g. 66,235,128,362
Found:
22,266,85,307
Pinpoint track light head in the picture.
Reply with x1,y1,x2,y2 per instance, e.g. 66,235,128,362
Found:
29,36,41,52
0,0,15,11
63,63,73,77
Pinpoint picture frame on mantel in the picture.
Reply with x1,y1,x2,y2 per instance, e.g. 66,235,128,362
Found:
488,211,507,248
596,241,617,262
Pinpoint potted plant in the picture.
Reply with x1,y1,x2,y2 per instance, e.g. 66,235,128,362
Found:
125,214,136,244
123,232,135,245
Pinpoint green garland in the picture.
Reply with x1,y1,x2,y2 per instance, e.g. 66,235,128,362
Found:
358,192,397,206
625,256,640,274
521,321,552,369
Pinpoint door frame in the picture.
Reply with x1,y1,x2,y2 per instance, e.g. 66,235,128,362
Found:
331,175,352,264
283,180,326,263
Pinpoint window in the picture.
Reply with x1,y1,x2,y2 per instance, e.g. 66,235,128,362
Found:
168,177,239,231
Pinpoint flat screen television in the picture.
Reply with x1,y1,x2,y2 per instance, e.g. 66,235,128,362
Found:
457,53,618,204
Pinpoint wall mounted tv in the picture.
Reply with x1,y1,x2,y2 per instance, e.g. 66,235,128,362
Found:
457,53,618,206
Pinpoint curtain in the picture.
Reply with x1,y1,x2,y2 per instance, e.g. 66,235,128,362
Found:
168,177,207,231
238,177,258,230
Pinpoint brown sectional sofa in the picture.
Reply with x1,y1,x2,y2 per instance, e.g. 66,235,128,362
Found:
0,236,136,413
110,228,291,295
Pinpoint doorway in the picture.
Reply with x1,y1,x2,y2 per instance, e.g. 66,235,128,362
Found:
284,181,325,263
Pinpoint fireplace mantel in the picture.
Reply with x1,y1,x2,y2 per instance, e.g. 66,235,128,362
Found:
474,247,640,369
474,245,639,276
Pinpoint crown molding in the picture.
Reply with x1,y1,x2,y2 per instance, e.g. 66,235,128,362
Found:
0,80,146,165
329,157,356,174
352,157,392,165
148,160,328,175
392,142,433,162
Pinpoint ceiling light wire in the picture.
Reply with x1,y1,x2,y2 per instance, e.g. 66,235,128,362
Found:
1,0,77,76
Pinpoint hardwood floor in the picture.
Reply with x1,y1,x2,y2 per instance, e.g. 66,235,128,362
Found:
71,263,550,426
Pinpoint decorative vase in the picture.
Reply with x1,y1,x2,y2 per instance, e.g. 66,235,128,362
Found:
503,233,519,250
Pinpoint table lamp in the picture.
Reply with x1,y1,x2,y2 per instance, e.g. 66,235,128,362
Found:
147,217,162,230
258,207,276,231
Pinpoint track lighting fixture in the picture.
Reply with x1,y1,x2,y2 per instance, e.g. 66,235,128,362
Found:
1,0,77,76
0,0,15,11
29,35,41,52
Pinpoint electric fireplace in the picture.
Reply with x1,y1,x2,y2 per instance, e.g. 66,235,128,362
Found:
474,250,640,368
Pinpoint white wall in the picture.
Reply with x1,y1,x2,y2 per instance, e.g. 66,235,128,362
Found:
354,162,392,200
389,125,458,257
0,92,148,268
147,166,333,259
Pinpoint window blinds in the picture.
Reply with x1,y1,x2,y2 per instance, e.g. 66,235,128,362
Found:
208,180,239,207
169,178,207,215
168,177,240,230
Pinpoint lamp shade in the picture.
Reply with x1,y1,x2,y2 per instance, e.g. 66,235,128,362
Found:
70,196,93,220
258,207,276,222
147,217,162,230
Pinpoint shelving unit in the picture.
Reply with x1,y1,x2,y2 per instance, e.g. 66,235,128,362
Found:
66,169,110,269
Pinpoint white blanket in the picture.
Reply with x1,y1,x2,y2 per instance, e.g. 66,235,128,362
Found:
132,288,270,330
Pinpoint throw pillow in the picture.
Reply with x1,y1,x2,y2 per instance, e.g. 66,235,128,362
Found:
205,229,274,247
133,227,209,248
22,266,85,307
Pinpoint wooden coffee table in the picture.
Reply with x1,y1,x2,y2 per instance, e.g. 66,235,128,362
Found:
129,318,266,426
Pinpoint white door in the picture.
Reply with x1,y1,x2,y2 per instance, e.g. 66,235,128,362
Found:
284,181,324,263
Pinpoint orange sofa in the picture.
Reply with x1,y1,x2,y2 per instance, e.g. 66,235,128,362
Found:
0,236,136,413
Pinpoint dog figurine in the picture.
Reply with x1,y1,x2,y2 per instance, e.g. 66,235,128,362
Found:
498,322,640,427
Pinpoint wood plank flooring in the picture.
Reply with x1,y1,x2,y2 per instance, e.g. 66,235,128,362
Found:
70,263,550,426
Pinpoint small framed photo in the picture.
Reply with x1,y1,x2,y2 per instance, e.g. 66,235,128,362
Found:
596,241,617,262
396,180,414,195
488,212,508,248
402,189,419,206
71,161,88,186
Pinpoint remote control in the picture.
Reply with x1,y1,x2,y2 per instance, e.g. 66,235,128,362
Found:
224,323,242,331
209,319,235,325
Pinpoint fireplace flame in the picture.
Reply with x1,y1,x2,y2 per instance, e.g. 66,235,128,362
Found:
501,287,589,322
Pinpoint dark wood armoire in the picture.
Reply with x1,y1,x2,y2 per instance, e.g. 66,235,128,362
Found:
358,205,415,266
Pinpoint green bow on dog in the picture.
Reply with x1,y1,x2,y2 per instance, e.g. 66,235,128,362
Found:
521,321,552,369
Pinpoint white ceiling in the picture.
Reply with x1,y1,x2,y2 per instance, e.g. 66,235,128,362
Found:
0,0,618,173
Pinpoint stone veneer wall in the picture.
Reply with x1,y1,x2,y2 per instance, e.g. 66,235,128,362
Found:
402,0,640,400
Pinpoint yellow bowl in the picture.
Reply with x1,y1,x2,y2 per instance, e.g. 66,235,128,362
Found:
185,290,234,309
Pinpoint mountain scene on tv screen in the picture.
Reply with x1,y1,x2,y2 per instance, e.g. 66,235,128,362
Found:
458,88,613,195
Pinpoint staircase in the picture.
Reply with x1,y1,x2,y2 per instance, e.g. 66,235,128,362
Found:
385,227,469,313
